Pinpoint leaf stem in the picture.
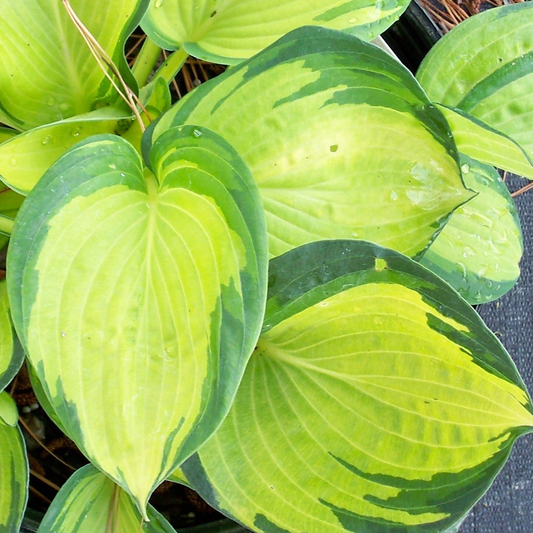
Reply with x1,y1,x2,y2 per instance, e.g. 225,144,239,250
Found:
0,216,14,236
155,48,189,85
132,37,163,87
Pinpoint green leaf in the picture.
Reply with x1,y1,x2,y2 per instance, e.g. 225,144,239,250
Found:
417,2,533,156
148,26,473,259
0,127,17,145
434,105,533,180
7,128,268,515
421,155,522,304
0,0,149,131
0,280,24,393
37,464,177,533
0,391,18,426
183,240,533,533
141,0,409,64
121,76,172,155
0,415,28,532
0,107,133,195
0,187,25,239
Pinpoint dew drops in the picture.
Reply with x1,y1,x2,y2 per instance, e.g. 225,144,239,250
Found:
193,129,202,138
58,102,69,111
461,163,470,174
71,127,81,137
42,135,53,145
9,158,16,167
348,17,357,23
109,163,117,170
61,331,66,338
47,97,56,107
390,191,398,201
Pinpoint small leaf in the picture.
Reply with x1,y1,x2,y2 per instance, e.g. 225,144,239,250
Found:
8,128,267,514
417,3,533,157
0,0,149,130
149,26,472,259
37,464,177,533
0,280,24,393
421,155,522,304
183,240,533,533
0,107,133,195
142,0,409,64
0,391,18,426
435,104,533,179
0,416,28,532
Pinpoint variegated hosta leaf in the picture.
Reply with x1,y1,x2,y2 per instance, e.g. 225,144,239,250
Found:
417,3,533,158
148,26,472,259
0,107,132,195
141,0,410,64
38,464,177,533
0,0,148,131
7,127,268,515
421,155,522,304
0,280,24,392
436,105,533,180
0,392,28,533
182,240,533,533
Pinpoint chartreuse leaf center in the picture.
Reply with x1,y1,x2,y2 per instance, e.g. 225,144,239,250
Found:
179,240,533,533
7,126,267,516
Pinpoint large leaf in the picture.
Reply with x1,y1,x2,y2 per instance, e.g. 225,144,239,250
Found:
0,280,24,393
181,240,533,533
421,155,522,304
0,393,28,533
7,127,268,515
37,464,177,533
141,0,410,64
436,105,533,180
417,2,533,156
148,26,473,259
0,0,149,131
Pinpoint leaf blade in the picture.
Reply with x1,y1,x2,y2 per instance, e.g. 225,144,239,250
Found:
183,240,533,533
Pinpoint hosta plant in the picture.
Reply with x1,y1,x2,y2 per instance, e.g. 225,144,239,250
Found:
1,0,533,532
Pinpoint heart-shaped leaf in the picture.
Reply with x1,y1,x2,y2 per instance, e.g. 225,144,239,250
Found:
7,127,267,514
141,0,409,64
0,395,28,533
0,281,24,392
149,26,473,259
0,0,148,131
435,105,533,180
181,240,533,533
421,155,522,304
38,464,177,533
417,2,533,158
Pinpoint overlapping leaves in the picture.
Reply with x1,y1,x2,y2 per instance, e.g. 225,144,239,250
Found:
417,2,533,175
180,240,533,533
141,0,409,64
7,127,268,515
149,26,472,259
421,155,522,304
37,465,177,533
